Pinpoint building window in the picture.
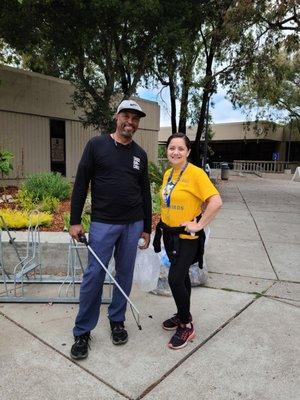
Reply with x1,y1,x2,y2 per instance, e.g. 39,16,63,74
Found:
50,119,66,176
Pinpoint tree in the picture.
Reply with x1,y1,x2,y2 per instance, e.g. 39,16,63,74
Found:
0,39,22,66
257,0,299,32
230,50,300,122
185,1,261,164
0,0,160,131
153,1,299,164
225,0,299,126
152,1,266,165
151,0,205,134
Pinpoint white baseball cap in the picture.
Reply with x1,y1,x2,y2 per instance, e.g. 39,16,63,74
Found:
116,100,146,118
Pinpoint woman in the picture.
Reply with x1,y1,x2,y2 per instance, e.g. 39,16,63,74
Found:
154,133,222,350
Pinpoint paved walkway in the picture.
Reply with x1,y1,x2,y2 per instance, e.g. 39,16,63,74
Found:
0,174,299,400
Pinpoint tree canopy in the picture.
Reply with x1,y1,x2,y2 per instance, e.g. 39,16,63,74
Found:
0,0,299,163
0,0,161,131
224,0,299,124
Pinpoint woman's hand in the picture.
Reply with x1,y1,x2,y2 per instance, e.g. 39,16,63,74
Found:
181,194,222,234
181,218,199,234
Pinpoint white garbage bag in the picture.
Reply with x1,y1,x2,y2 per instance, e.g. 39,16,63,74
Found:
133,248,161,292
189,259,208,286
151,229,211,295
151,249,172,296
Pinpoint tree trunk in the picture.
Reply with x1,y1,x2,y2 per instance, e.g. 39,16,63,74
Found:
190,89,209,166
192,47,215,166
178,79,189,134
169,79,177,134
178,53,194,135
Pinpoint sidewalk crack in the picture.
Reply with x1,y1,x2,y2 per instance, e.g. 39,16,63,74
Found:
135,297,258,400
236,186,279,280
0,311,132,400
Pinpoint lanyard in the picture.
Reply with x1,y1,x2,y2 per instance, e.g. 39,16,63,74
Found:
162,162,188,207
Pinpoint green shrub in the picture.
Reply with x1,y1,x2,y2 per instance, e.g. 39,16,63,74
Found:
40,196,59,213
17,189,59,213
63,213,70,231
0,149,13,176
151,182,161,214
83,192,92,215
148,162,164,214
16,188,35,211
21,172,71,201
63,212,90,232
148,162,165,189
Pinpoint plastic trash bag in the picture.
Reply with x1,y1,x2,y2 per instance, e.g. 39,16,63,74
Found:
160,251,171,268
189,259,208,286
151,249,172,296
151,232,210,295
189,226,209,286
133,248,161,292
151,272,172,296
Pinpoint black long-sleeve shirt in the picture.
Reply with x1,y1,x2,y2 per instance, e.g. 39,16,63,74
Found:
70,134,152,233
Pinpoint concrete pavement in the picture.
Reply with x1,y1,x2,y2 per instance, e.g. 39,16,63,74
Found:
0,173,299,399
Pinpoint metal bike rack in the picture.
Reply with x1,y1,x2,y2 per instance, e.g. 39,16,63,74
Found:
0,220,112,304
57,239,113,303
12,224,42,297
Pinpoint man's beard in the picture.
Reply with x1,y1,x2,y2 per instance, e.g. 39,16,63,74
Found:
121,131,133,138
121,128,134,138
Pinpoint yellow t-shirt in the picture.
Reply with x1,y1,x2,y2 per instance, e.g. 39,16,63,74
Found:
160,163,219,239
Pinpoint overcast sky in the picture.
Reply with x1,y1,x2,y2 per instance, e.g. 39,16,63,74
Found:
138,86,246,127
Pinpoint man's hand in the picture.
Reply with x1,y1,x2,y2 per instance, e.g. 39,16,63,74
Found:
138,232,150,249
69,224,84,242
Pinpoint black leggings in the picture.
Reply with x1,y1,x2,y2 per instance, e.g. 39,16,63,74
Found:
168,238,199,324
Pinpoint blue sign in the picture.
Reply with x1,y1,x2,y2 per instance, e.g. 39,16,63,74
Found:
272,152,279,161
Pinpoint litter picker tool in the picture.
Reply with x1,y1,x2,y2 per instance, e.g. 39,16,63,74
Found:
78,234,142,330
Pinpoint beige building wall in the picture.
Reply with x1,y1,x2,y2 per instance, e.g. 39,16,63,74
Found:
0,109,100,182
66,121,99,180
212,122,283,141
0,65,80,121
0,65,159,184
0,111,50,180
159,122,284,142
282,123,300,142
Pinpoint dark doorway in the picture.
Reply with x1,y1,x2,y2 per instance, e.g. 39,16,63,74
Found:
50,119,66,176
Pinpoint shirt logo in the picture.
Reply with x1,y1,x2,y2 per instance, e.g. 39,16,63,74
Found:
133,156,140,170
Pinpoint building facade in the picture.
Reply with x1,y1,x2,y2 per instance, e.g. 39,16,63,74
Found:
159,121,300,166
0,65,160,185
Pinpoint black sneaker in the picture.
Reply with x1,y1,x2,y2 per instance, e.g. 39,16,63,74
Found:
168,323,195,350
110,321,128,345
162,314,193,331
70,332,91,360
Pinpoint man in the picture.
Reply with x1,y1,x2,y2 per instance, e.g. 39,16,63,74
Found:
69,99,151,359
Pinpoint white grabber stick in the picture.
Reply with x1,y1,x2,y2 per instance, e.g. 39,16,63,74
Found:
78,234,142,330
